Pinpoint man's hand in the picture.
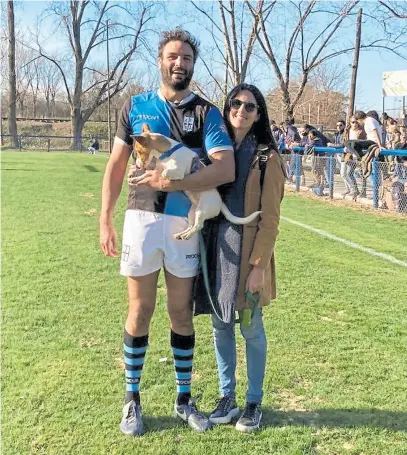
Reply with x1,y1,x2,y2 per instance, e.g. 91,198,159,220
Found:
245,265,265,295
327,142,335,147
128,169,173,191
100,220,119,257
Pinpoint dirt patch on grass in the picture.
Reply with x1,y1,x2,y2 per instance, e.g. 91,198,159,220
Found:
277,389,309,412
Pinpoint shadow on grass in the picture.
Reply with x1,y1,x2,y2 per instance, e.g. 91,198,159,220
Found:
84,165,100,172
118,409,407,434
144,415,182,432
262,408,407,432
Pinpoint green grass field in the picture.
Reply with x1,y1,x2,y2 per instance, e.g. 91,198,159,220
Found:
2,151,407,455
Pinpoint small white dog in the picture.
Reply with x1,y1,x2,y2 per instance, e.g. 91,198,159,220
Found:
129,127,261,240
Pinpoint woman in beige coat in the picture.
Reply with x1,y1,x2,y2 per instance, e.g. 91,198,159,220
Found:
195,84,285,432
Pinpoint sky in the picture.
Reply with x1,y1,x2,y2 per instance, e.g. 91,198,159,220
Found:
10,0,407,117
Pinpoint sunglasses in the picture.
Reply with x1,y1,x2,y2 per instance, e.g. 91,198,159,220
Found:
229,98,258,113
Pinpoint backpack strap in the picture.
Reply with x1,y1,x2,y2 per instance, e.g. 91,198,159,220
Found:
259,153,269,190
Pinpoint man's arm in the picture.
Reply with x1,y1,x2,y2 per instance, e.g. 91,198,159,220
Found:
100,140,132,256
133,149,235,192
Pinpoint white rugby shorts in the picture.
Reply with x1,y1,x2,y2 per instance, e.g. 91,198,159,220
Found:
120,210,200,278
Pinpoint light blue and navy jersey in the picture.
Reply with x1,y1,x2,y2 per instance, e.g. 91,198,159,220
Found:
116,90,233,217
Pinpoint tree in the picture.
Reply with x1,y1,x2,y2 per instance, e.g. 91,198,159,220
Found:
248,0,407,122
38,59,61,118
36,1,157,149
7,0,18,148
378,1,407,19
190,1,266,105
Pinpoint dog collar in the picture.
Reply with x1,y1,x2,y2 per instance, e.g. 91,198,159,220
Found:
159,143,184,160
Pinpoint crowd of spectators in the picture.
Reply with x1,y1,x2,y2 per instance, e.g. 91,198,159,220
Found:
271,112,407,213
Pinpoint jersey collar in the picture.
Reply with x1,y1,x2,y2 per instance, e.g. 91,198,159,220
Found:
157,89,196,106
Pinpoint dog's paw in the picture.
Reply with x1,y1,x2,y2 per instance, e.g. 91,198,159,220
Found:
162,168,183,180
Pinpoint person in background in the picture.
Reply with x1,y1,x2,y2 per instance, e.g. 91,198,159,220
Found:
327,119,346,194
195,83,285,433
389,156,407,213
342,116,366,197
306,129,326,196
270,120,284,147
386,120,401,150
345,111,383,198
88,137,100,155
345,110,383,157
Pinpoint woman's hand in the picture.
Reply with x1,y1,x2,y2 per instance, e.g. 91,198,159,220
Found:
245,265,265,295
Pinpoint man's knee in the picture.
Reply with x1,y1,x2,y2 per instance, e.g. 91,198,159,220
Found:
127,300,155,328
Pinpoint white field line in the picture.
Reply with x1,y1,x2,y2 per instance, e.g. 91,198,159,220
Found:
281,216,407,269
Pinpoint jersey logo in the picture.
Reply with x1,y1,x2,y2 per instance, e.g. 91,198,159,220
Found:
183,115,195,132
137,114,159,121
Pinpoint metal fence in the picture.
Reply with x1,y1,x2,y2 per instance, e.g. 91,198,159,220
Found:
281,146,407,215
1,134,111,152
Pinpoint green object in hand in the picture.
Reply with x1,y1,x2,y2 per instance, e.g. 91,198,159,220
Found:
241,308,252,327
240,291,261,327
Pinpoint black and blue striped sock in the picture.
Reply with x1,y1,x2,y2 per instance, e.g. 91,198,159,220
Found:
123,330,148,405
171,330,195,405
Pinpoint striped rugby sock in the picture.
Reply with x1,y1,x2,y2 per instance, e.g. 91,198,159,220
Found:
123,330,148,404
171,330,195,405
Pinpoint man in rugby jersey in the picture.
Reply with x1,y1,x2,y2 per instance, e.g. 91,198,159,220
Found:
100,28,234,435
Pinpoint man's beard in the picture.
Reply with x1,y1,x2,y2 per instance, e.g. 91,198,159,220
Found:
161,67,194,91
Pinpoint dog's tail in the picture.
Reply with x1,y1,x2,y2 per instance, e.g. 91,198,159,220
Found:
220,203,262,225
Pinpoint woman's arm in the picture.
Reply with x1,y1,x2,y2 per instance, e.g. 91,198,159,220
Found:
249,152,285,269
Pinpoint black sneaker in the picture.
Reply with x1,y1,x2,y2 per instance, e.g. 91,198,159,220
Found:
174,397,212,432
120,400,144,436
235,402,262,433
209,396,240,424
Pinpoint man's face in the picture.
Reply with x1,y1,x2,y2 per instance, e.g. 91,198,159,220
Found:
336,122,345,132
299,127,308,136
159,40,195,91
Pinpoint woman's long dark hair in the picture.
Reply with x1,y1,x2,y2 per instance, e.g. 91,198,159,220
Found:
223,83,277,150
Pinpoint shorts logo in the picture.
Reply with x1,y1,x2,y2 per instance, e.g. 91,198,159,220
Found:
185,253,200,259
122,245,130,262
183,115,195,132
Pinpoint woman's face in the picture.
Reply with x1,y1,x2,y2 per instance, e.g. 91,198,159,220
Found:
350,117,359,129
228,89,260,133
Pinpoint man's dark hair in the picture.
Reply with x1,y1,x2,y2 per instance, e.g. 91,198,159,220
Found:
337,119,345,125
158,28,200,63
301,123,312,131
223,83,277,148
367,110,380,121
354,110,367,120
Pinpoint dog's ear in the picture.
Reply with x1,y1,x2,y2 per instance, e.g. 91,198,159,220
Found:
130,135,149,147
142,123,151,133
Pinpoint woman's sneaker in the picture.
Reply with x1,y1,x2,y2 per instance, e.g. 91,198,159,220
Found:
209,396,240,424
235,402,262,433
120,400,144,436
